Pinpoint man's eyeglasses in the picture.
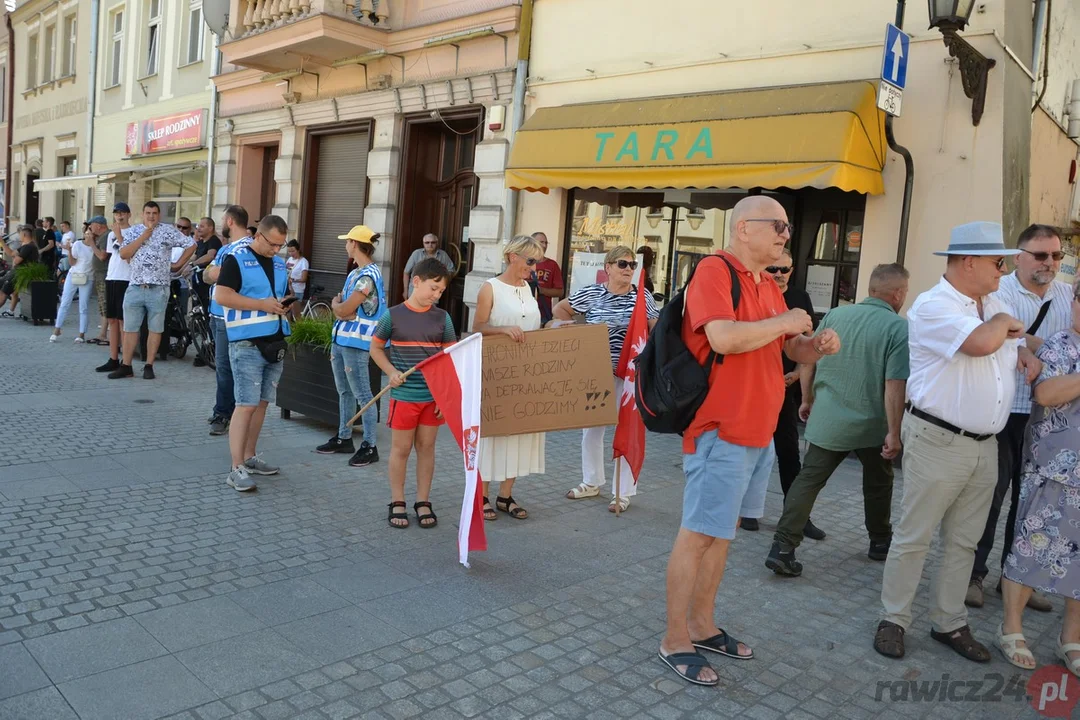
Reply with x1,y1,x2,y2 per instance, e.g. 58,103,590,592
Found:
1022,248,1066,262
745,219,795,236
613,259,638,270
177,224,192,232
766,265,793,275
259,234,285,251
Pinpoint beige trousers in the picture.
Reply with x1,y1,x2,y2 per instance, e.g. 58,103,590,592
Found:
880,412,997,633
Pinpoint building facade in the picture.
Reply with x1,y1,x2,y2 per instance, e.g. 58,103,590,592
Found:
212,0,521,331
89,0,216,222
511,0,1080,308
9,0,93,228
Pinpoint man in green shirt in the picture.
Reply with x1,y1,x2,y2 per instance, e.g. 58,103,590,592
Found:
766,263,910,577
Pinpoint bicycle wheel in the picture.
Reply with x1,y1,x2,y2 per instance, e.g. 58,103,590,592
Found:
190,311,216,369
305,302,333,322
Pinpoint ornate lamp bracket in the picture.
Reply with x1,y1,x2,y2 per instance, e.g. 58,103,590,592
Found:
940,26,996,126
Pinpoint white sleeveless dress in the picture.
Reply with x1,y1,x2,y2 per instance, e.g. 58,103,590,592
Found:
479,277,546,483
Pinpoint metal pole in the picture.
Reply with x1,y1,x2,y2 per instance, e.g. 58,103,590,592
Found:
889,0,915,265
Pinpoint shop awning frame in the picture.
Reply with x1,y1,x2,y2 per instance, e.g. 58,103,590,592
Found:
506,80,888,196
32,173,116,191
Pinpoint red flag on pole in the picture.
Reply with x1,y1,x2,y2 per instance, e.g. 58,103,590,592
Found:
612,284,649,484
417,333,487,567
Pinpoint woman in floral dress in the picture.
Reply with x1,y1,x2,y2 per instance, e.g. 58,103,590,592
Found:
999,284,1080,675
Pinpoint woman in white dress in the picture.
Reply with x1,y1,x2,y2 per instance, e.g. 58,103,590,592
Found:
472,235,546,521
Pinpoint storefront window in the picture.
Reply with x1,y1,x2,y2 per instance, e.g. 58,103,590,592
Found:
151,168,206,225
805,209,863,313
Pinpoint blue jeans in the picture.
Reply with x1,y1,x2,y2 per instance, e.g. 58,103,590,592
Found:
229,341,284,406
123,284,170,333
212,315,234,419
331,344,377,446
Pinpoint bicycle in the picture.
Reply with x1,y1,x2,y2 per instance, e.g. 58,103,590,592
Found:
165,279,192,360
297,284,333,321
188,267,216,368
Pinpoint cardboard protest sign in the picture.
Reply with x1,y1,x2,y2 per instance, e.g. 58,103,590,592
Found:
480,324,617,437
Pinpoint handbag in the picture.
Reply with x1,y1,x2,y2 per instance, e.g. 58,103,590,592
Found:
69,271,88,286
252,336,287,363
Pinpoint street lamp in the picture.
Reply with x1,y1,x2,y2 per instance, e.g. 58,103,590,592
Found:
928,0,996,126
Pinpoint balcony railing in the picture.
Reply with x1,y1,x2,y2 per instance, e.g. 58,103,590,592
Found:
239,0,385,38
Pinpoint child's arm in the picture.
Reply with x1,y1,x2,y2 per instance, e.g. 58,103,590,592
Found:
369,342,405,387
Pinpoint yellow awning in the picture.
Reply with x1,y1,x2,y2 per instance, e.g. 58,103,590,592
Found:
506,80,887,195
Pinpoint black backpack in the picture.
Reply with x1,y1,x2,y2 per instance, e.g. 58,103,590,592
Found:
635,255,740,434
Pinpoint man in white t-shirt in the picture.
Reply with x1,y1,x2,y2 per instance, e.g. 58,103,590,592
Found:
96,203,133,373
58,221,76,272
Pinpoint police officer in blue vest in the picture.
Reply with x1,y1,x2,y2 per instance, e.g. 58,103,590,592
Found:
315,225,387,466
213,214,290,492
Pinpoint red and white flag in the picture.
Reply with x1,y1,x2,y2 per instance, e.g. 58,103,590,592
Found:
612,284,649,486
418,332,487,567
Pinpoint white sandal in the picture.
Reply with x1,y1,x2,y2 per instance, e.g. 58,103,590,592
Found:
608,496,630,513
566,483,600,500
997,623,1035,670
1056,636,1080,677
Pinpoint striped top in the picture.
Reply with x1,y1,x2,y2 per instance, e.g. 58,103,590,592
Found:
373,302,457,402
992,272,1074,413
568,283,659,370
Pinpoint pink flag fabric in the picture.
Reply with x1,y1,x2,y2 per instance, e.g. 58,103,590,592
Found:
417,332,486,567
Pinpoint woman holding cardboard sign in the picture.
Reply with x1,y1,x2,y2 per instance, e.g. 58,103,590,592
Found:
552,245,659,512
472,235,547,521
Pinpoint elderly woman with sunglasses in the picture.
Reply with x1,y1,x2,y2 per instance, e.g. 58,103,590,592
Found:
553,245,659,512
472,235,548,521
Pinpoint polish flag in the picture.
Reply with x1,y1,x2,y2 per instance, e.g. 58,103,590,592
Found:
612,284,649,485
418,332,487,567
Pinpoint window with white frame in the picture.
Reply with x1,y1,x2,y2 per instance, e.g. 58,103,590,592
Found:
26,33,38,88
43,24,55,82
62,15,76,77
107,10,123,87
185,0,204,65
144,0,161,77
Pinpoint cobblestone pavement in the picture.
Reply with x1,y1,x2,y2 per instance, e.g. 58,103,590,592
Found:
0,311,1065,719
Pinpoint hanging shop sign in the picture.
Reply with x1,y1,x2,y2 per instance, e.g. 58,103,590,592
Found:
125,110,207,156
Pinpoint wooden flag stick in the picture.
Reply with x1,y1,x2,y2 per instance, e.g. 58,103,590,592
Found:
614,461,622,518
346,364,420,427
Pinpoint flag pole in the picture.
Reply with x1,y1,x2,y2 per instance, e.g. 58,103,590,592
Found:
614,461,622,517
346,364,419,427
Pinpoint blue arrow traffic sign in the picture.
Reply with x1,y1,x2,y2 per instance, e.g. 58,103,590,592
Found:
880,23,910,90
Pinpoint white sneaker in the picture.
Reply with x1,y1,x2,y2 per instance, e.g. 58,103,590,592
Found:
49,334,59,342
73,337,85,344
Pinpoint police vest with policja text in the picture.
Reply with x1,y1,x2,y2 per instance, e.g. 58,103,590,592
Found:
223,247,291,342
208,238,252,318
333,263,386,351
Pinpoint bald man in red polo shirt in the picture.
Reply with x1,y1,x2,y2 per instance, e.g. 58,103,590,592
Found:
657,196,841,686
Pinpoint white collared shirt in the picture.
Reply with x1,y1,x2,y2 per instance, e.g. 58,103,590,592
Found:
992,272,1073,413
906,276,1021,435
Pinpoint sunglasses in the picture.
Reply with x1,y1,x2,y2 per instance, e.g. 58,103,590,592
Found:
613,259,638,270
745,219,795,236
177,225,192,231
766,265,793,274
1022,248,1066,262
513,253,538,266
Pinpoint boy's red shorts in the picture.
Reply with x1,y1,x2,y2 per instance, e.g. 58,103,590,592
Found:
387,399,443,430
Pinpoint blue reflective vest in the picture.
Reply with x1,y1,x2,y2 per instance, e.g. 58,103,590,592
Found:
223,247,291,341
333,263,386,351
208,238,252,318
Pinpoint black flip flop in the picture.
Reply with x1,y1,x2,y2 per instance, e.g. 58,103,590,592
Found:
87,338,107,345
692,629,754,660
657,650,718,686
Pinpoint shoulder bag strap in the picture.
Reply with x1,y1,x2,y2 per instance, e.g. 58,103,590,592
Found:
1027,299,1052,336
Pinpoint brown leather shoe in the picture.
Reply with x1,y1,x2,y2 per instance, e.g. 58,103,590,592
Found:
964,578,984,608
874,621,906,659
930,625,991,663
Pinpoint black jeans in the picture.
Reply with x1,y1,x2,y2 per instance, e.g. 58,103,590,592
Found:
970,412,1028,582
774,385,802,496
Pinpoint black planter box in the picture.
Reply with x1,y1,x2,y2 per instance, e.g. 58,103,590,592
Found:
277,344,382,427
23,280,58,325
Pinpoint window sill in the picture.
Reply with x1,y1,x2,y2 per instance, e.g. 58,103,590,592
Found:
137,71,159,81
103,82,121,91
178,58,204,69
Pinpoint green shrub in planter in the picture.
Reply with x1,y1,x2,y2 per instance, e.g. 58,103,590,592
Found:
286,315,333,352
13,262,51,292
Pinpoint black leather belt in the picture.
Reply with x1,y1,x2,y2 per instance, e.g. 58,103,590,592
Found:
905,403,994,442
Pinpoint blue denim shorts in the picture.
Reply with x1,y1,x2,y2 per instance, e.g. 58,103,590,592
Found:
122,284,169,333
681,432,775,540
229,341,285,406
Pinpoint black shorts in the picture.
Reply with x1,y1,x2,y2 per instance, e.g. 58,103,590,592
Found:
105,280,129,319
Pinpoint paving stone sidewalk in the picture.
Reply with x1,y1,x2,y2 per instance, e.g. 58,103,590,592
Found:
0,310,1062,719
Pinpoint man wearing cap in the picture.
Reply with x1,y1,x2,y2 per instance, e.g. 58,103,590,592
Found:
874,222,1041,663
96,203,134,373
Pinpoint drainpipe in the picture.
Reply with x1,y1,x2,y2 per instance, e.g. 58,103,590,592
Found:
1032,0,1048,81
4,13,13,230
501,0,532,244
86,0,99,214
889,0,914,266
205,33,220,218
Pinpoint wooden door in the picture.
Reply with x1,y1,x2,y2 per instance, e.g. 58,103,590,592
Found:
434,170,477,332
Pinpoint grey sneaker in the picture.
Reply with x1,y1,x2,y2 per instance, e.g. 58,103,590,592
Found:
226,466,256,492
244,454,279,476
209,417,229,436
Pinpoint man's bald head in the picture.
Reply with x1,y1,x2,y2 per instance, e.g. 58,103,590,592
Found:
729,195,786,238
727,195,790,271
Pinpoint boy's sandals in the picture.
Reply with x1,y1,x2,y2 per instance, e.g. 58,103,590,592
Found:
495,495,527,519
608,496,630,513
997,623,1035,670
566,483,600,500
1057,636,1080,677
413,501,437,529
482,496,497,521
387,501,409,529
